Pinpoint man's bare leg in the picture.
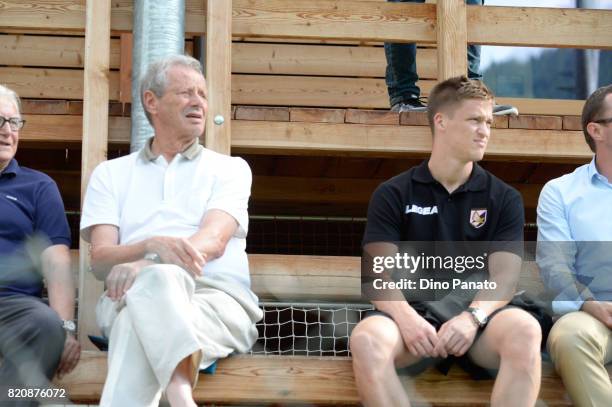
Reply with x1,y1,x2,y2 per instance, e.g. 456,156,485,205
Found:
350,316,422,407
468,308,542,407
166,355,197,407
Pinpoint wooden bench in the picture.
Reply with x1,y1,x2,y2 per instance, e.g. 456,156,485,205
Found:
52,254,596,406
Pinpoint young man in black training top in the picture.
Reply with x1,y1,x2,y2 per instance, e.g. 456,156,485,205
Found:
351,76,545,407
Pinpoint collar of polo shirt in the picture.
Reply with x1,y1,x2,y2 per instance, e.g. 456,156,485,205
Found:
0,158,19,178
139,137,203,162
412,160,488,192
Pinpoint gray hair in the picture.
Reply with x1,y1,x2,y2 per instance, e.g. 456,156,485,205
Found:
0,84,21,115
140,54,204,124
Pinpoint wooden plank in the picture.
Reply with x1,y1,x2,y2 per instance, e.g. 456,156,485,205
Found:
233,3,612,49
231,121,591,160
497,98,583,117
509,115,563,130
108,1,207,35
346,109,399,125
233,75,435,109
0,67,120,100
20,100,72,115
468,6,612,49
234,76,584,113
18,115,128,143
1,66,584,114
436,0,467,80
0,0,204,34
119,33,132,104
290,107,346,123
19,114,83,142
235,106,290,121
0,35,120,68
0,34,195,70
400,111,430,126
204,0,232,154
3,2,610,50
250,254,361,302
233,0,437,43
232,42,437,79
0,0,86,32
79,0,111,349
563,116,581,131
55,352,573,406
19,115,590,161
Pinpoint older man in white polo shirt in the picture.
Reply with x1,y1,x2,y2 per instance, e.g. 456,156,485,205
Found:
80,55,262,407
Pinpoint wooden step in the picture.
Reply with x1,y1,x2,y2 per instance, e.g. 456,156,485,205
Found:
54,351,576,406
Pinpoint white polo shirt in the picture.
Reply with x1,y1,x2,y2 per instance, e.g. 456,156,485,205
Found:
80,139,253,289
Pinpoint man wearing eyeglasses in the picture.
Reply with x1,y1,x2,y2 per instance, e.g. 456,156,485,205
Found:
537,84,612,406
0,85,80,405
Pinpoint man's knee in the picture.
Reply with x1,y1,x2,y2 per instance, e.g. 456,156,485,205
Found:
548,313,603,360
130,264,192,295
350,317,398,370
18,305,64,351
6,304,65,379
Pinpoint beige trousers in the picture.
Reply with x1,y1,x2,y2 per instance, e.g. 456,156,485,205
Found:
95,264,262,407
547,311,612,407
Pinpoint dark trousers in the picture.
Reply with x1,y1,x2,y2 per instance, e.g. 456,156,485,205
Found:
385,0,484,106
0,295,65,406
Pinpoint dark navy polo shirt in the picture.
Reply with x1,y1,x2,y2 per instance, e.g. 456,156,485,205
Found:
363,160,524,245
0,159,71,297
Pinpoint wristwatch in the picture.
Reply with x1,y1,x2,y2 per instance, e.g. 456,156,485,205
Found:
61,319,77,334
467,307,488,328
144,252,161,263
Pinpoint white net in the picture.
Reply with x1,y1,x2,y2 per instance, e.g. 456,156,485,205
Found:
250,302,374,357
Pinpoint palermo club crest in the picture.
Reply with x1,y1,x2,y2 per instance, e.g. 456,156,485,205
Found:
470,208,487,229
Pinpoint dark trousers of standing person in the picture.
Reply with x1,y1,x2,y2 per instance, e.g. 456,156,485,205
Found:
385,0,484,107
0,294,65,407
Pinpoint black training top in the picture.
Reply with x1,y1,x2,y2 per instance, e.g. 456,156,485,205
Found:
362,160,525,320
363,160,524,246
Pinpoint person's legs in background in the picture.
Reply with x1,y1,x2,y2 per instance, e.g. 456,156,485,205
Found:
466,0,484,81
384,0,427,112
385,0,517,115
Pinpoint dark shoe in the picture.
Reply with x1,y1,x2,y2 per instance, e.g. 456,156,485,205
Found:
391,95,428,113
493,104,518,116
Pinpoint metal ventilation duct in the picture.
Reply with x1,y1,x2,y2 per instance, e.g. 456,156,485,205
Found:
130,0,185,152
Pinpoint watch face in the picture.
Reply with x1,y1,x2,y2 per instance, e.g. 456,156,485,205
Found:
474,309,487,324
144,252,161,263
63,320,76,332
469,308,487,326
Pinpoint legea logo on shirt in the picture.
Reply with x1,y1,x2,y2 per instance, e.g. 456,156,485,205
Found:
405,204,438,215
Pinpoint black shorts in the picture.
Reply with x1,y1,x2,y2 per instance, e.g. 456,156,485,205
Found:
364,295,552,380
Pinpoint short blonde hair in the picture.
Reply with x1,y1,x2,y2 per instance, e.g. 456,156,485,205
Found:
427,76,494,134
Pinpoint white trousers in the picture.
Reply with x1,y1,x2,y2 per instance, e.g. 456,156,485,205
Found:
95,264,262,407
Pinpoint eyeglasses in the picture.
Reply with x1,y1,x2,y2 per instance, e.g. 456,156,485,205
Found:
593,117,612,125
0,116,25,131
